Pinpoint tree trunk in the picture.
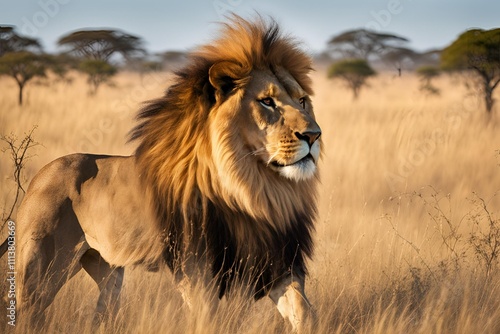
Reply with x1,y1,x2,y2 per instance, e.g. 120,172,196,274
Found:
352,83,361,100
484,82,494,114
352,88,359,100
88,75,99,95
18,82,24,106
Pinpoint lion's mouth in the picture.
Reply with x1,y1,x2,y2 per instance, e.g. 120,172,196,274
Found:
271,153,315,168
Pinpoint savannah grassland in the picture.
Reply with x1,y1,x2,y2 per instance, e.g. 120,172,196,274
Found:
1,68,499,333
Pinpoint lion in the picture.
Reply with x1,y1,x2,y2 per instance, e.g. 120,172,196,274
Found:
0,15,322,332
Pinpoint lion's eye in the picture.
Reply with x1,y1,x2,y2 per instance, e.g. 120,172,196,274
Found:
299,97,307,109
259,97,276,109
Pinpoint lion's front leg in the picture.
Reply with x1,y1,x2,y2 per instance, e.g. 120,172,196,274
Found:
173,256,219,316
269,274,315,333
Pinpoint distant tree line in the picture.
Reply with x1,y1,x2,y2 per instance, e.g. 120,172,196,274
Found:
325,27,500,116
325,28,441,100
0,26,154,104
0,24,499,116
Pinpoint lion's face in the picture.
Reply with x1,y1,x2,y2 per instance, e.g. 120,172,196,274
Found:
207,65,320,223
235,68,321,182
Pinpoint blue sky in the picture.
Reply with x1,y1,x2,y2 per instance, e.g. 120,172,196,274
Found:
1,0,499,54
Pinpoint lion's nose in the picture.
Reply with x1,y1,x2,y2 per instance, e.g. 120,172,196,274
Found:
295,130,321,147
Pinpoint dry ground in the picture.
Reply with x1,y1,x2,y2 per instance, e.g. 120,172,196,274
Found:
1,69,499,333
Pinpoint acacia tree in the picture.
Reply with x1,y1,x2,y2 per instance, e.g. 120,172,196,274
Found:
58,29,144,93
0,26,41,56
328,59,376,100
57,29,145,61
0,27,47,105
78,59,117,95
48,53,79,83
416,66,441,95
328,29,409,61
441,28,500,114
382,46,419,76
0,52,48,105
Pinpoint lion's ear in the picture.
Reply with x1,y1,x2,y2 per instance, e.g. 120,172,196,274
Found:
208,61,242,100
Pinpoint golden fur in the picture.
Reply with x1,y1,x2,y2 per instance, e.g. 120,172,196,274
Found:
132,16,316,233
130,16,322,298
1,15,322,331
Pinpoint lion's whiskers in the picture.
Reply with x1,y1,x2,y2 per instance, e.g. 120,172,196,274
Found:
266,151,280,166
264,143,281,166
234,147,267,164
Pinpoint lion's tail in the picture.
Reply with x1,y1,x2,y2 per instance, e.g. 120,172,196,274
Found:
0,237,8,258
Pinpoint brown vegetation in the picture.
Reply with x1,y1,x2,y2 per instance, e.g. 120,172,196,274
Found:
1,70,499,333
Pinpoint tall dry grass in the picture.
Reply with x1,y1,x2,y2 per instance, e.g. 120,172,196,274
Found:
1,69,499,333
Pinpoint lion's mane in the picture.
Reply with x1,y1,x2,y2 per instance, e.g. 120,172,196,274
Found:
130,16,318,298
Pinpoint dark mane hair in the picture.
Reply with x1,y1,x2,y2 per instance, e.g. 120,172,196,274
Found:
129,15,317,298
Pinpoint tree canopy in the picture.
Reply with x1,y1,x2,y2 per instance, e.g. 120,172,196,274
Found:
441,28,500,114
0,27,48,105
0,51,48,105
78,59,117,95
328,59,376,99
0,26,41,56
416,65,441,95
58,29,146,61
328,29,409,60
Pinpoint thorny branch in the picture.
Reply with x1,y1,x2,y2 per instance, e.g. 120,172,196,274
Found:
1,126,39,228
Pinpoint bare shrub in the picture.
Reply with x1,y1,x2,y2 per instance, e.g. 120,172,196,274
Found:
468,193,500,278
1,126,39,226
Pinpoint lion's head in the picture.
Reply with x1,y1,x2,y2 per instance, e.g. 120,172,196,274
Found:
131,16,321,231
130,16,321,296
203,19,321,183
210,63,321,182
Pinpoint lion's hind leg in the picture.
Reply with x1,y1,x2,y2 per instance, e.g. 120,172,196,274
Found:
17,236,55,329
17,235,85,330
80,248,124,329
